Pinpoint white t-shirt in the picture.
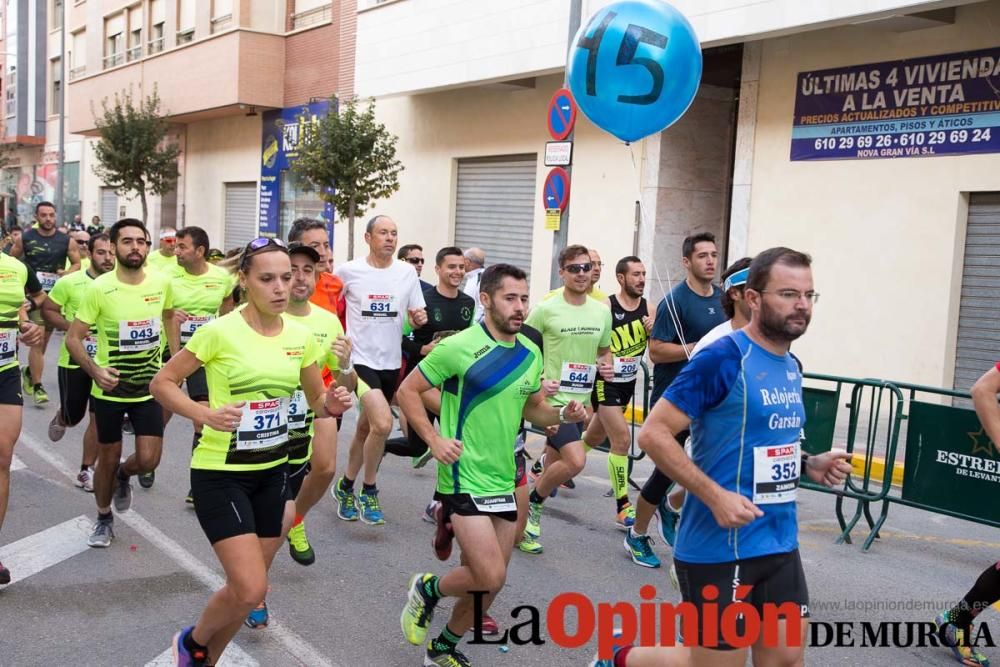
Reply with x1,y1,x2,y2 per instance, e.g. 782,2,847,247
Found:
462,267,485,322
691,320,734,357
335,257,426,370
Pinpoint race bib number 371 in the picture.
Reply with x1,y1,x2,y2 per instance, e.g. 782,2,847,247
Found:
236,398,288,451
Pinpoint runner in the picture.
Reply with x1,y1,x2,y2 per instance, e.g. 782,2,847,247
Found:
579,256,652,533
65,219,174,548
519,244,612,554
461,248,485,323
544,248,607,302
934,361,1000,667
147,226,178,274
332,214,426,525
399,243,433,291
10,200,81,404
636,247,851,665
397,263,586,667
624,257,753,569
387,246,475,463
162,225,235,497
0,252,45,584
41,233,116,493
150,237,352,667
288,218,345,327
69,230,92,272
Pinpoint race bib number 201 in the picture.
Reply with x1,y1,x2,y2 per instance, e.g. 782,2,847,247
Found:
613,356,639,383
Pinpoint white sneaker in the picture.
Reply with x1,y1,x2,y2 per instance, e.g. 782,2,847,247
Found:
75,467,95,493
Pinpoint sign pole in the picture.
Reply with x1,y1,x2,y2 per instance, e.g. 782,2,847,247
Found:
550,0,582,289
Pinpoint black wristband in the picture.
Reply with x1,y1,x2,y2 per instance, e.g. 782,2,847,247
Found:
801,452,810,469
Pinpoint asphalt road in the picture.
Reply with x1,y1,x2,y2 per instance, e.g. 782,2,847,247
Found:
1,339,998,666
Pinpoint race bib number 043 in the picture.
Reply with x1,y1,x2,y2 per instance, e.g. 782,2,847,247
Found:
118,318,160,352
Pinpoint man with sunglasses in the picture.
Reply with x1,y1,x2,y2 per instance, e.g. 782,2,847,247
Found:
333,214,427,525
543,248,607,303
146,226,178,275
519,244,613,554
69,230,92,272
399,244,433,292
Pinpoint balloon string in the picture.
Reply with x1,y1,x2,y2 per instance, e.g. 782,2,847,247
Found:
627,142,692,361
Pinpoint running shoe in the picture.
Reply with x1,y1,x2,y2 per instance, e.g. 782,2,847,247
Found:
87,517,114,548
75,467,95,493
413,448,434,469
528,455,544,482
245,601,269,629
432,502,453,561
669,560,679,590
32,383,48,405
0,561,10,585
21,366,32,395
138,470,155,489
561,478,576,490
401,573,438,645
524,500,543,539
171,626,208,667
935,612,991,667
185,489,194,505
616,503,636,530
424,644,471,667
113,466,132,512
517,537,543,555
48,414,67,442
358,489,385,525
588,630,624,667
478,614,500,636
287,521,315,566
122,415,134,435
422,501,439,524
654,498,680,547
624,529,661,569
332,479,359,521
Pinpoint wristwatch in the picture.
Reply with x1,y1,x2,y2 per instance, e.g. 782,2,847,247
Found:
558,405,568,424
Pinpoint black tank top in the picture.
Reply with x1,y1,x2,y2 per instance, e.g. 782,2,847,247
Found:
609,294,649,357
22,228,70,274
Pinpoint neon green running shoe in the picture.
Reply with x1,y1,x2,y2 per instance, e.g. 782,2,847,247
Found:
524,500,543,539
401,573,438,646
287,521,315,566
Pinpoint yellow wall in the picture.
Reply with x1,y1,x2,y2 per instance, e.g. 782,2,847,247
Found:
354,74,642,302
750,2,1000,386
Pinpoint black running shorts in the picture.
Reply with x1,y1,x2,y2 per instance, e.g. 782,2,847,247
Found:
93,397,164,444
57,366,93,425
191,465,289,544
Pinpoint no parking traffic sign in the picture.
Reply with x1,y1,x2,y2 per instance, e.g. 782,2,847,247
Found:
542,167,571,211
547,88,577,141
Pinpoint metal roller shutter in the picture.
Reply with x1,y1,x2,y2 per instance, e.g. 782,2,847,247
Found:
455,154,537,277
223,182,257,252
100,187,118,225
954,192,1000,394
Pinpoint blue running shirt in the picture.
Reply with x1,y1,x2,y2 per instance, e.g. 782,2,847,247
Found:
664,330,805,564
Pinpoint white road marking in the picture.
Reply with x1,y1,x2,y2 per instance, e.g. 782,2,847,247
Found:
18,431,340,667
0,515,92,584
145,642,258,667
10,454,25,471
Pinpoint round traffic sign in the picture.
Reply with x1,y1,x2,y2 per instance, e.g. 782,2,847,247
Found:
547,89,578,141
542,167,571,211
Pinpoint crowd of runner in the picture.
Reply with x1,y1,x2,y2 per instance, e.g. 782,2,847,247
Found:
0,201,997,667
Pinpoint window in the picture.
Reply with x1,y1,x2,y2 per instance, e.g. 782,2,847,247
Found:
51,0,63,30
127,4,142,61
211,0,232,32
176,0,194,43
69,30,86,79
292,0,331,29
49,58,61,115
148,0,164,53
103,13,124,69
5,66,15,117
279,170,326,241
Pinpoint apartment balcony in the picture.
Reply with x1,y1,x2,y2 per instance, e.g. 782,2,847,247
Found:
67,29,285,135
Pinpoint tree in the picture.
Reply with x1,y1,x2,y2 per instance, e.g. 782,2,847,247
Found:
92,87,180,224
292,97,403,260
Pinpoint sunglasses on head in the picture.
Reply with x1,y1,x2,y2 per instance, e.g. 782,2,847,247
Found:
404,257,425,265
240,237,287,269
563,262,593,274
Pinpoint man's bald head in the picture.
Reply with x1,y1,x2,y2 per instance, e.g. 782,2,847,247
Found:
464,247,485,270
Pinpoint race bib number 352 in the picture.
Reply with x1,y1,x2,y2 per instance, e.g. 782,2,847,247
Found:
118,318,160,352
752,442,800,504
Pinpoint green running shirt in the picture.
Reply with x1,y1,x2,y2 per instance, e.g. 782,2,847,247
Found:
48,269,99,369
525,292,612,406
76,271,174,402
284,305,345,465
0,254,28,373
186,312,323,472
418,323,542,496
169,264,234,345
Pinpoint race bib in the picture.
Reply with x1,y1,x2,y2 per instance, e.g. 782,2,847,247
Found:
38,271,59,292
287,390,308,429
180,315,214,343
471,494,517,513
118,318,160,352
362,293,398,319
0,329,16,365
236,398,289,451
613,356,640,383
559,362,596,393
84,334,98,359
752,442,800,504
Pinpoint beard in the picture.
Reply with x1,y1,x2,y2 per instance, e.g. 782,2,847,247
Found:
488,309,523,335
758,301,810,342
118,252,145,269
625,283,644,299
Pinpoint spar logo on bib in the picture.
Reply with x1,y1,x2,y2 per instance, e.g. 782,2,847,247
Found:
143,294,162,305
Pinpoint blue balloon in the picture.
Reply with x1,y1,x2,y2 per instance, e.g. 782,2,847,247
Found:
567,0,702,143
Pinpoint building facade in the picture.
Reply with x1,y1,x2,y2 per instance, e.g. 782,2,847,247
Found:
352,0,1000,390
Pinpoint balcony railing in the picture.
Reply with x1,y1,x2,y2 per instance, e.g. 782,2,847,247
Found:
102,52,124,69
126,45,142,62
291,4,332,29
68,65,86,81
176,28,194,45
211,14,233,33
148,37,164,54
